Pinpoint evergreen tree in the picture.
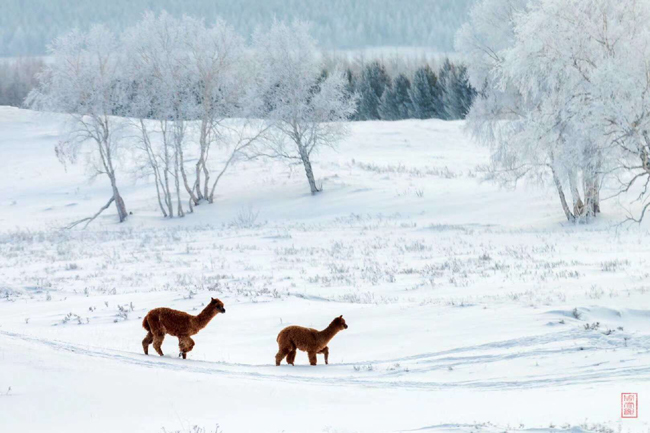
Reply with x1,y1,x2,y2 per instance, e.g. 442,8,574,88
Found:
357,61,390,120
379,73,413,120
409,65,442,119
452,64,477,119
439,59,476,120
438,59,455,120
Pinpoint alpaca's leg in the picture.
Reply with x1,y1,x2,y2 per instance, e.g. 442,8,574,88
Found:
178,337,185,359
142,332,154,355
179,337,195,359
275,347,290,366
308,351,318,366
286,349,297,365
186,337,195,355
178,337,186,358
153,334,165,356
318,346,329,365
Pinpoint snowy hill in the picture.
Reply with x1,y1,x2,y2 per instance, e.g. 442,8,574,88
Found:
0,106,649,433
0,106,560,229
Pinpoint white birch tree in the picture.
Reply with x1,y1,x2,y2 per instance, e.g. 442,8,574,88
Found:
505,0,650,222
180,16,251,204
457,0,603,222
460,0,650,222
124,12,267,207
27,25,129,226
254,21,358,195
123,11,199,217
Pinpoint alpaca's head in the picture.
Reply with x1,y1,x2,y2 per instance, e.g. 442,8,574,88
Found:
332,315,348,330
209,297,226,314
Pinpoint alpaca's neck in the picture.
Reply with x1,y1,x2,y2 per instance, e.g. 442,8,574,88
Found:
317,323,340,344
193,305,217,330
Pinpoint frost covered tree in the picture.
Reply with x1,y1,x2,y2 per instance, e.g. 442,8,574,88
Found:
123,12,262,213
456,0,581,221
123,12,197,217
254,22,358,194
510,0,650,222
458,0,650,222
27,25,129,226
180,15,257,204
125,72,175,218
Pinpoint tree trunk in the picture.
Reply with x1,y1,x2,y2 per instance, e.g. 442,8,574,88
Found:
582,145,601,218
593,182,601,214
207,150,237,204
108,173,128,223
140,122,167,217
153,175,167,218
196,119,210,202
195,162,203,202
161,124,174,217
114,191,128,222
583,167,598,218
593,154,602,214
174,141,184,218
177,142,198,207
203,161,211,202
551,167,574,222
98,128,127,223
299,145,320,195
568,168,584,217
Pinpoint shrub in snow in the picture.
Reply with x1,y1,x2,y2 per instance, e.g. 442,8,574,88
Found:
229,206,261,229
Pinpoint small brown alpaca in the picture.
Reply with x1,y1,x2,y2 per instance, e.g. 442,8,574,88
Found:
142,298,226,359
275,315,348,366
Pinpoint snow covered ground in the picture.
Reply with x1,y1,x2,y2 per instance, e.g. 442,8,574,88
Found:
0,106,648,433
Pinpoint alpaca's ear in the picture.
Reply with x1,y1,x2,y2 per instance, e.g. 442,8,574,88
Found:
339,315,343,318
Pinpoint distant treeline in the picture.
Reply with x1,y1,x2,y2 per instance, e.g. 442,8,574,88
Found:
343,59,476,121
0,58,44,108
0,0,474,56
2,57,476,122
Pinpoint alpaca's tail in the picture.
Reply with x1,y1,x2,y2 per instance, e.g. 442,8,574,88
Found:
142,315,150,331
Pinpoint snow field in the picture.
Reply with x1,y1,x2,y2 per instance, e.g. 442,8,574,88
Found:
0,107,649,432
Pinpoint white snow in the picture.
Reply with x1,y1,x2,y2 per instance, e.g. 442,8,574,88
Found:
0,106,648,433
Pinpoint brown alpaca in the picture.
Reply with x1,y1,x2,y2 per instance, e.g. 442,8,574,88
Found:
142,298,225,359
275,315,348,366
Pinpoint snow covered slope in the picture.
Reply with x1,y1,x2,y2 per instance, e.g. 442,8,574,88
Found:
0,107,648,433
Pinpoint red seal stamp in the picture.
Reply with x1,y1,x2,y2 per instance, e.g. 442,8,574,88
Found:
622,393,638,418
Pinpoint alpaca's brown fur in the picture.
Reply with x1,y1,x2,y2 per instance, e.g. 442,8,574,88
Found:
275,315,348,366
142,298,225,359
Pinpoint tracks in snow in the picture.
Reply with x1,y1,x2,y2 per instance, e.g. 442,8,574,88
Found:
1,328,647,391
